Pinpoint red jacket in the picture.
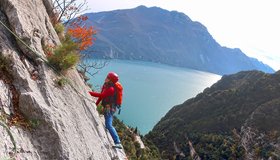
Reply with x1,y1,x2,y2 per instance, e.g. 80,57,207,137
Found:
89,84,115,105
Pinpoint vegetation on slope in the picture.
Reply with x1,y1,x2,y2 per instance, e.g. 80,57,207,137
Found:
146,71,280,159
113,117,161,160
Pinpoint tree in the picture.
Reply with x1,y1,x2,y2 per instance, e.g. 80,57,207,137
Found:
134,127,138,135
52,0,88,26
49,0,108,77
67,15,96,51
77,53,109,81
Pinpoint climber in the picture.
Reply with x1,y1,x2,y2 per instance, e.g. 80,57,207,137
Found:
89,72,122,149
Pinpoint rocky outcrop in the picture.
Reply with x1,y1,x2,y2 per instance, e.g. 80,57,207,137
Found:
0,0,126,159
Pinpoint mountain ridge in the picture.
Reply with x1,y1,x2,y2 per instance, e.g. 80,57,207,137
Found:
85,5,274,75
146,70,280,159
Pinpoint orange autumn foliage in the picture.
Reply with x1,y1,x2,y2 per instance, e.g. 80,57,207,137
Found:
67,15,97,51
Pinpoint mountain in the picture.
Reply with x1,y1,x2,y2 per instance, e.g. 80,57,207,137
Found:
146,70,280,159
84,5,274,75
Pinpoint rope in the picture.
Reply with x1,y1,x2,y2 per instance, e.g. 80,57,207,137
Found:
0,20,45,61
0,19,95,103
0,120,17,157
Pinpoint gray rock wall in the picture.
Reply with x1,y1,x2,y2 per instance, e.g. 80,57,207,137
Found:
0,0,126,159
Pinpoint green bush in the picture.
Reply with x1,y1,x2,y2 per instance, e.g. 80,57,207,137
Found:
0,54,12,74
56,77,69,87
47,35,80,72
113,117,161,159
28,119,40,128
54,23,65,35
54,23,65,40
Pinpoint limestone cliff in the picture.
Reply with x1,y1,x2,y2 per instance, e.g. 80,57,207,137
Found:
0,0,126,159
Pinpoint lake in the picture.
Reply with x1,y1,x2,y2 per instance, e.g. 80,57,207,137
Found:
87,60,221,134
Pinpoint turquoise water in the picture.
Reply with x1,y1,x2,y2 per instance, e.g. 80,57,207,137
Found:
88,60,221,134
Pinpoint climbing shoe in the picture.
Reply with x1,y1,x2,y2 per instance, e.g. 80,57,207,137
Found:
113,143,123,149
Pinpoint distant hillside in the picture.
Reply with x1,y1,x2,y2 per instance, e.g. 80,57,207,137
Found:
146,70,280,159
84,5,274,75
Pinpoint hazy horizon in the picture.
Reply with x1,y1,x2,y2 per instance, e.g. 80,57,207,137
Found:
79,0,280,71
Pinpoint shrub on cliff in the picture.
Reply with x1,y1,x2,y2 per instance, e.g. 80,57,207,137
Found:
47,34,80,72
46,0,96,73
0,54,12,74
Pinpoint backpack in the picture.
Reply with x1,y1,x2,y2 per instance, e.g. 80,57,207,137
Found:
114,82,123,107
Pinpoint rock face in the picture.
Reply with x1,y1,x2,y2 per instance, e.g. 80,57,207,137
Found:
0,0,125,159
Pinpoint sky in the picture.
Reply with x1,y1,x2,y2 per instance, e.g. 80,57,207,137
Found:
81,0,280,71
